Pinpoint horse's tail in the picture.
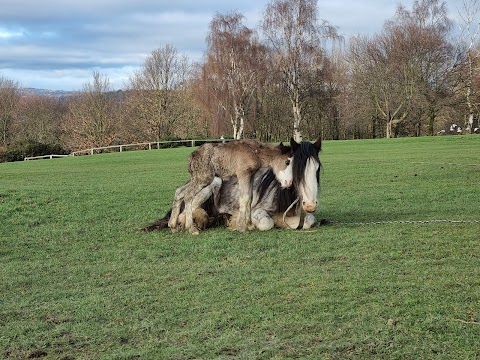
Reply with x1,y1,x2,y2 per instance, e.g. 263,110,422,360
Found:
141,209,172,232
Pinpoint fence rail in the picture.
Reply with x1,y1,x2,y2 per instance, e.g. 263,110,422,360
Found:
71,139,233,156
24,154,71,161
24,138,233,161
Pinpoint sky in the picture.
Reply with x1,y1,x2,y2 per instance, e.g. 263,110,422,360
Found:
0,0,463,91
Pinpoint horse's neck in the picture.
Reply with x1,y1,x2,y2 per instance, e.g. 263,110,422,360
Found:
254,145,278,166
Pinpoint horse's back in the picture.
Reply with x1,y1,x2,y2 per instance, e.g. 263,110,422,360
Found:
211,141,261,178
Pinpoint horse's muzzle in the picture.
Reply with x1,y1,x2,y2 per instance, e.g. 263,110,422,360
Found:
282,179,293,188
303,200,318,213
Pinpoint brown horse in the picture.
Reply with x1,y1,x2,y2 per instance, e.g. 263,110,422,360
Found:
168,139,293,234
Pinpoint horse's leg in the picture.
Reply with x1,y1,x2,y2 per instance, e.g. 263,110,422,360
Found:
236,173,253,232
183,189,197,235
191,177,222,211
303,213,316,228
251,208,274,231
181,178,221,233
183,146,216,235
245,175,256,230
184,174,215,235
168,182,189,231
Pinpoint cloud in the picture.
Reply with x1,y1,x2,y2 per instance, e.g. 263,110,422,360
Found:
0,0,461,90
1,1,251,90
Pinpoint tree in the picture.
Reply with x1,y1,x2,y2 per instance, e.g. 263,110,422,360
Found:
63,71,118,150
0,76,20,147
204,12,265,139
347,32,411,138
261,0,338,141
458,0,480,133
126,44,193,141
346,0,454,138
14,95,65,144
343,36,380,138
388,0,454,136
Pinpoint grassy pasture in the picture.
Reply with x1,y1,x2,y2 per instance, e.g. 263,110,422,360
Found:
1,136,479,359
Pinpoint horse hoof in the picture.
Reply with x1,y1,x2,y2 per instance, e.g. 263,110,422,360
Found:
189,226,200,235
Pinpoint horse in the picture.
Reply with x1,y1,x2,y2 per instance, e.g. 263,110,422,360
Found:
214,137,321,230
144,137,321,232
167,139,293,235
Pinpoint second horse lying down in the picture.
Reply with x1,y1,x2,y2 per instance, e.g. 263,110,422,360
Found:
157,137,321,233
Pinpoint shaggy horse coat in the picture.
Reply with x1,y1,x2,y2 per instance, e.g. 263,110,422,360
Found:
145,137,321,232
215,137,321,230
168,139,293,234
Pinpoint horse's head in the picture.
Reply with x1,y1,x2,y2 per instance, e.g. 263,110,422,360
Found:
290,137,321,213
271,142,293,188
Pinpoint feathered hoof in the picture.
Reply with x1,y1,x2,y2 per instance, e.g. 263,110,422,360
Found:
188,226,200,235
167,220,177,230
255,217,274,231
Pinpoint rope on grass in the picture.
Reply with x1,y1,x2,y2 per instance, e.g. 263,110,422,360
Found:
283,197,299,229
411,161,480,167
452,318,480,325
319,219,480,227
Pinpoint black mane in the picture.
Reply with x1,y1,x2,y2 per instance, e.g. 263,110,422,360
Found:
292,140,320,190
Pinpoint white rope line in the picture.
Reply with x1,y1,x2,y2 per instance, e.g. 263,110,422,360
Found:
323,219,480,226
411,161,480,167
283,197,299,229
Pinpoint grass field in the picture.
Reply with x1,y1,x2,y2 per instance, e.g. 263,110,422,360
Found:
1,136,479,359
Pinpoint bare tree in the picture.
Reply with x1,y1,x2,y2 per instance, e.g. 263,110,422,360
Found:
261,0,338,141
63,71,117,150
388,0,454,136
126,44,193,141
346,1,454,138
458,0,480,133
204,12,265,139
343,36,379,138
348,31,412,139
0,76,21,147
14,95,65,144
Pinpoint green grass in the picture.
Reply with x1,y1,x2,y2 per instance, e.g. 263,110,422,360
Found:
1,136,479,359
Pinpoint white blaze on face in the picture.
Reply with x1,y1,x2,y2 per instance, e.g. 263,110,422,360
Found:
276,157,293,188
300,158,319,213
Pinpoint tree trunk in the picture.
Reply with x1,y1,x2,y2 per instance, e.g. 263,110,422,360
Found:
466,112,474,134
428,106,436,136
292,103,302,142
232,104,244,140
386,118,392,139
371,116,377,139
465,54,475,134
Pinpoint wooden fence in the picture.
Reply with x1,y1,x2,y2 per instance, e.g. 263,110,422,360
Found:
24,138,233,161
24,154,71,161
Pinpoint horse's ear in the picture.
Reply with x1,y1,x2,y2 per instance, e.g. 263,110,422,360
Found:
290,137,299,153
313,136,322,152
278,142,291,154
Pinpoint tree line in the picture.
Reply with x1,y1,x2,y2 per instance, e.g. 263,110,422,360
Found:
1,0,479,158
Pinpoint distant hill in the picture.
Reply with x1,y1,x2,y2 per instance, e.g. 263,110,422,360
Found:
20,88,79,98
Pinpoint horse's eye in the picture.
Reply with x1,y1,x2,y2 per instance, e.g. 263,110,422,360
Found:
286,159,291,166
